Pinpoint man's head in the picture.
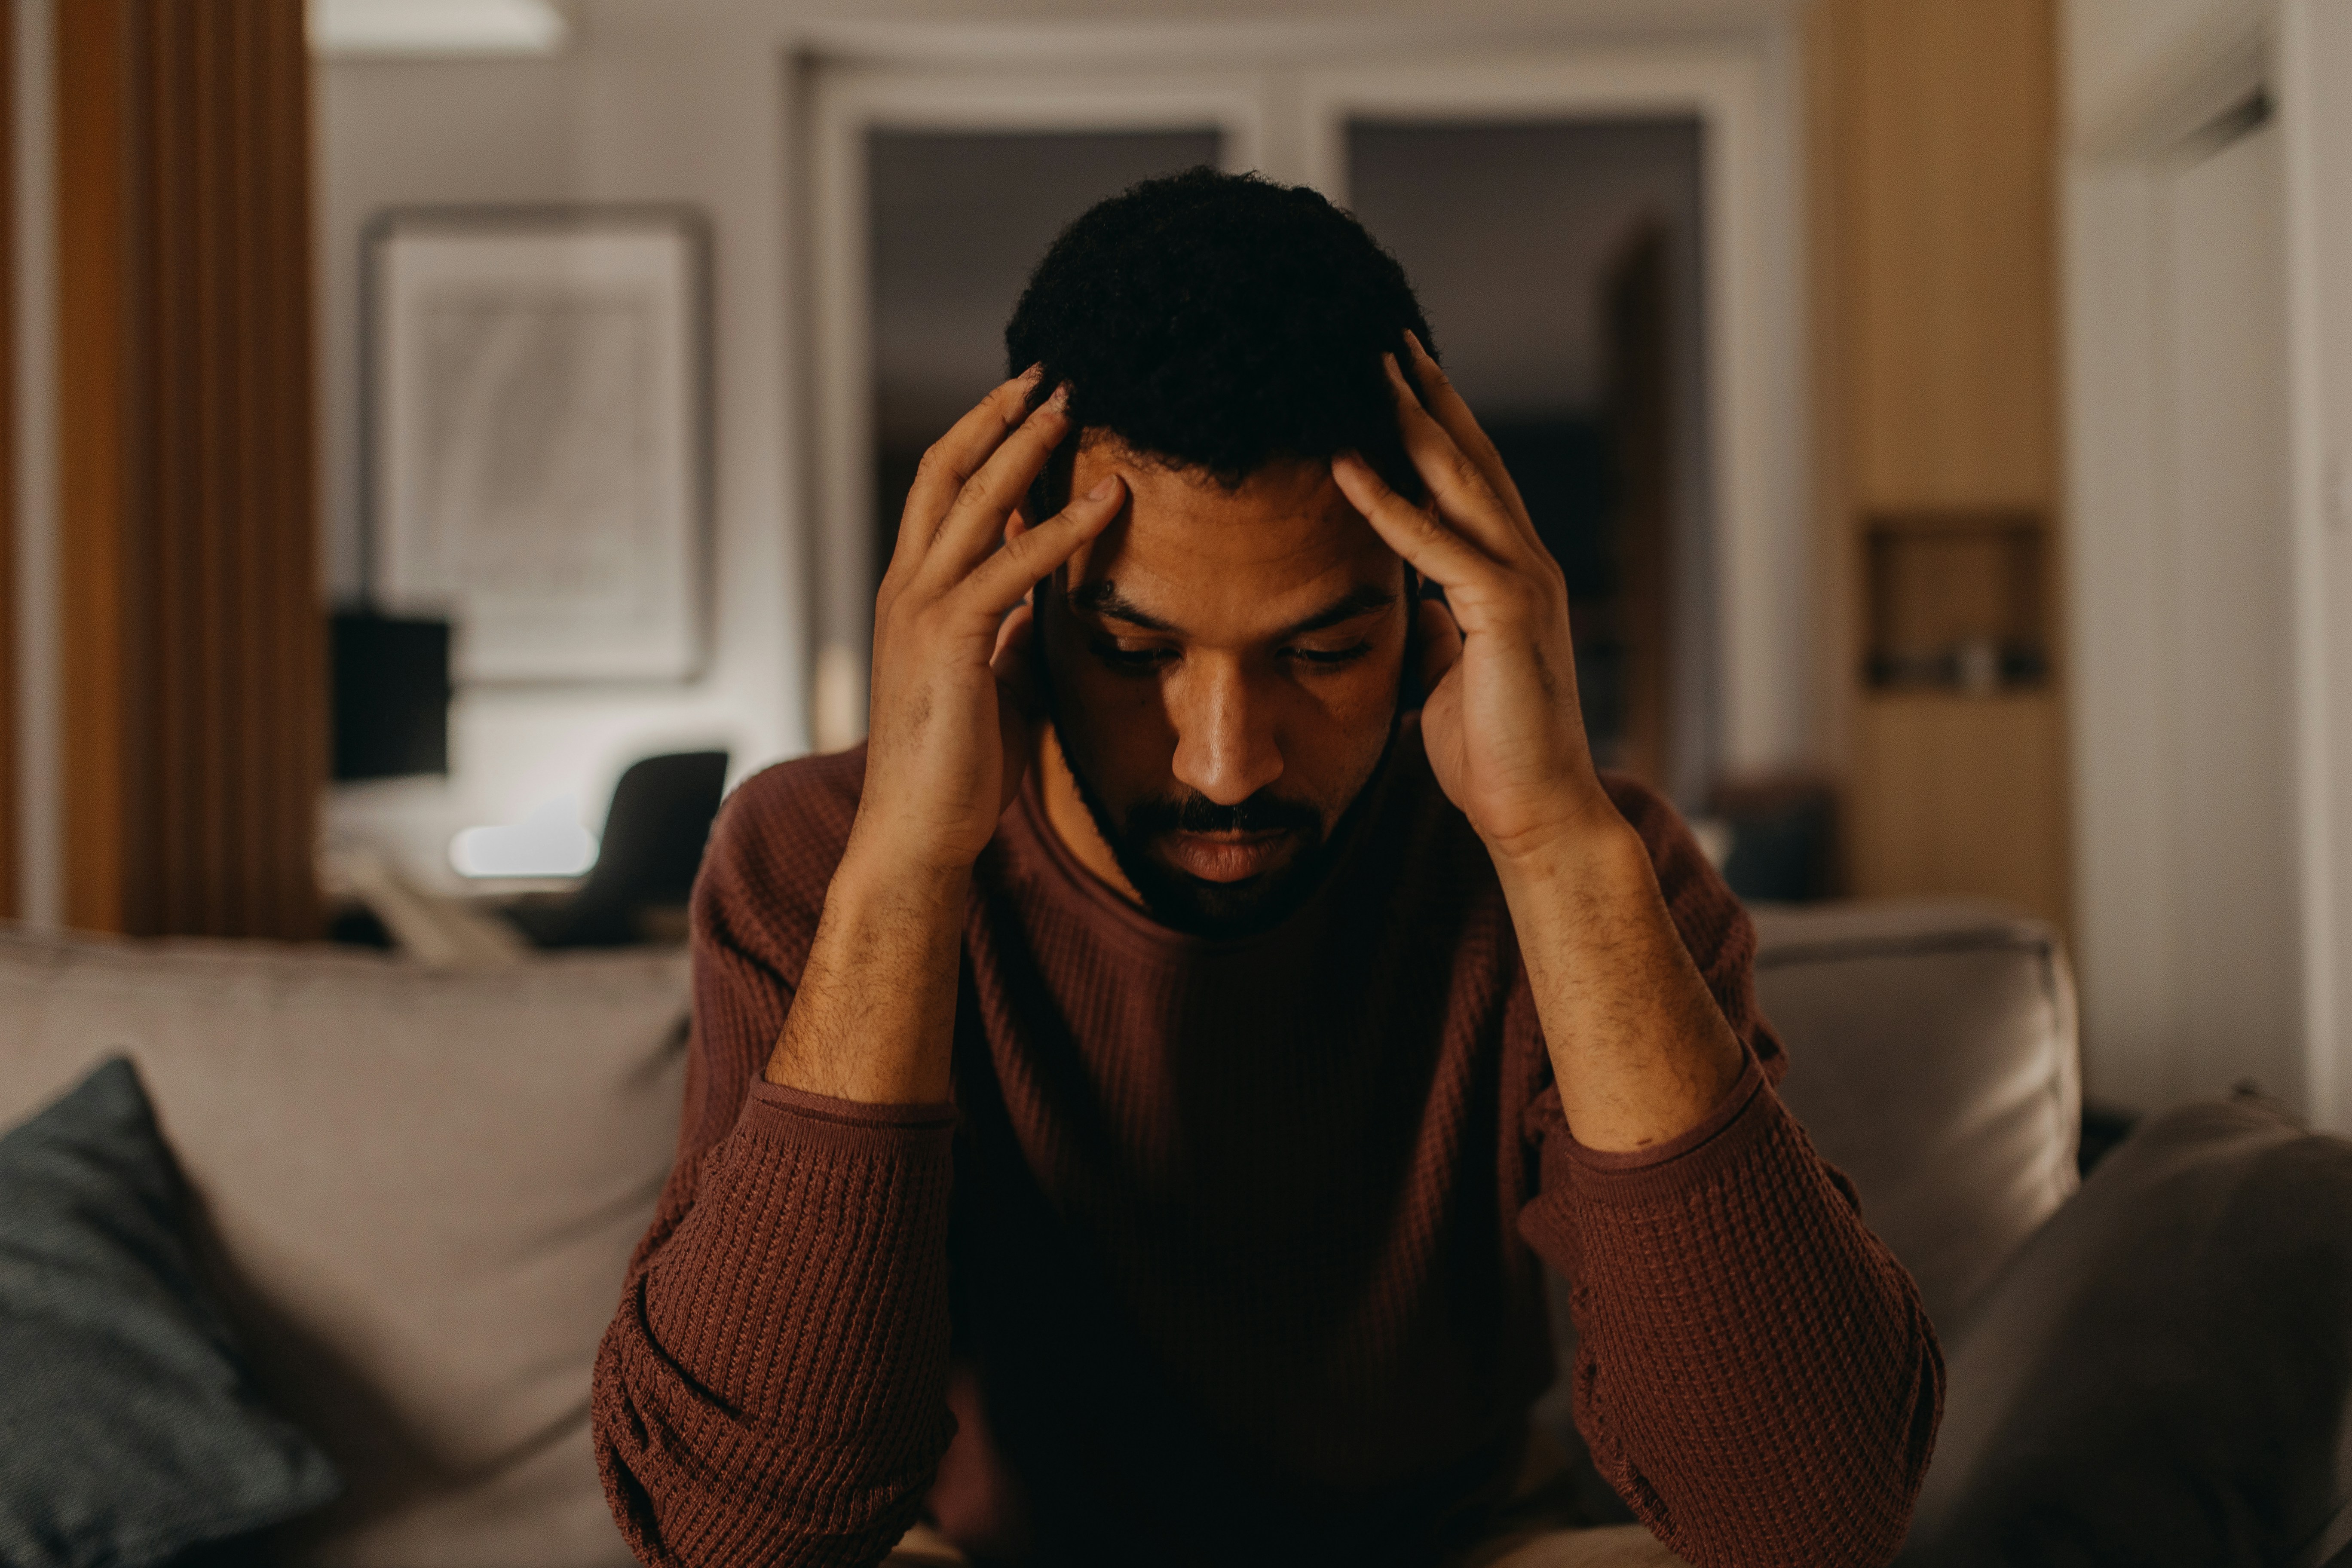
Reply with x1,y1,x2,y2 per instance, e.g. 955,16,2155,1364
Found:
1004,168,1437,937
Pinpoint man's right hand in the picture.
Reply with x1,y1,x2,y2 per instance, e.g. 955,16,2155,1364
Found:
766,370,1123,1103
856,368,1125,876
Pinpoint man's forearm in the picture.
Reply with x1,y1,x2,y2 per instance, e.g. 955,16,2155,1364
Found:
1494,815,1746,1153
765,834,967,1104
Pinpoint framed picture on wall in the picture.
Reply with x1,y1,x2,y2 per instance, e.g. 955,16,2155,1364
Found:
364,206,711,684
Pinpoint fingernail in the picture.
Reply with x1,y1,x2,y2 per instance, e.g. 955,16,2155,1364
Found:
1086,474,1119,501
1047,382,1071,411
1019,363,1044,385
1406,330,1427,356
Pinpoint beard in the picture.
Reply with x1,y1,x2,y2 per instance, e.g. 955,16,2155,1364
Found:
1059,760,1332,938
1041,672,1400,942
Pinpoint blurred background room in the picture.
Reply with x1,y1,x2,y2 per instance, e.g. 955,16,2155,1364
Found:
16,0,2336,1120
9,0,2352,1559
6,0,2349,1132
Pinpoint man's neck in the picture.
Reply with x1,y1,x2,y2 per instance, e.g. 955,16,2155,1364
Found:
1034,722,1152,911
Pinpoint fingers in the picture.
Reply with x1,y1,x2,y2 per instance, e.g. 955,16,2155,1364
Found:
914,382,1076,593
891,367,1047,572
958,473,1127,616
1330,451,1499,591
1381,355,1533,564
1401,332,1535,531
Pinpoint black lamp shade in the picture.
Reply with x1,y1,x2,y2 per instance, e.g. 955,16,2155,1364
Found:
330,610,451,781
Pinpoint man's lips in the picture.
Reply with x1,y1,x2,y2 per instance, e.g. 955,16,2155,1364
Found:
1156,829,1296,884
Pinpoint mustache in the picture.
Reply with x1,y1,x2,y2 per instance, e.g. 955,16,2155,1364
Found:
1126,791,1322,838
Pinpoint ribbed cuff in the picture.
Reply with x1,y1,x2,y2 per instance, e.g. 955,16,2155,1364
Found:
1561,1054,1785,1204
733,1079,958,1159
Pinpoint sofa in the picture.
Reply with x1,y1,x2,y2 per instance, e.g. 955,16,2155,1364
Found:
0,900,2342,1565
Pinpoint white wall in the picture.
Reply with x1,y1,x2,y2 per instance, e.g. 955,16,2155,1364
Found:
2281,0,2352,1132
318,10,808,888
2073,120,2302,1112
2067,0,2352,1129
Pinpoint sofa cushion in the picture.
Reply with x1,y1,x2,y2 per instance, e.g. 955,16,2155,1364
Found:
0,1057,341,1568
0,928,689,1568
1900,1093,2352,1568
1753,900,2080,1333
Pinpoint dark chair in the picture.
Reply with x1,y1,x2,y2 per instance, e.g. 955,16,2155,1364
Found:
503,751,729,949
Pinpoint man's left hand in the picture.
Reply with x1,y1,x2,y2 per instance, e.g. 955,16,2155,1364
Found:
1330,333,1613,869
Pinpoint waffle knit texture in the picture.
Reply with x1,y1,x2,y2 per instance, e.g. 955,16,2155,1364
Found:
592,734,1943,1568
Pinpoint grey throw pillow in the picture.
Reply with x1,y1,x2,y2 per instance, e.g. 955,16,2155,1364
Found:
0,1057,340,1568
1902,1093,2352,1568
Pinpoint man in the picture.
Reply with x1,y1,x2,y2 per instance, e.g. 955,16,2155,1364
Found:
593,169,1941,1568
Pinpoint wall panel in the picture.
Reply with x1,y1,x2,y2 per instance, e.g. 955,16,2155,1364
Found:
1813,0,2070,930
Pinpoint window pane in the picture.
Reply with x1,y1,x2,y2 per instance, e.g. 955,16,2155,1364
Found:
1345,119,1710,799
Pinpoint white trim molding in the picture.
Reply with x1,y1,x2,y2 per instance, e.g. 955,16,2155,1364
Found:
799,28,1810,773
2280,0,2352,1132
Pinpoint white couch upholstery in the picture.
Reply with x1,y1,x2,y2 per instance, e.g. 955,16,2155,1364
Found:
1755,900,2081,1332
0,898,2079,1564
0,930,688,1567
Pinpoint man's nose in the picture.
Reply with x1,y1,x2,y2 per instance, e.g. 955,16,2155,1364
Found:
1168,661,1283,807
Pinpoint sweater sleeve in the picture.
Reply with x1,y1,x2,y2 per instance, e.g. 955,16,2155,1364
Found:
591,757,960,1568
1515,779,1945,1568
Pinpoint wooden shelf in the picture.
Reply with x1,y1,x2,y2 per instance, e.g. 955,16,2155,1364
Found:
1864,508,2051,694
1850,690,2067,920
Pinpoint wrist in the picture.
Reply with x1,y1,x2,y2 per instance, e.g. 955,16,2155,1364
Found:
832,824,974,922
1490,818,1656,923
1483,788,1645,892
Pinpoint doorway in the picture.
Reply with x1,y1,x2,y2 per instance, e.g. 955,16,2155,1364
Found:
805,47,1801,815
868,128,1224,606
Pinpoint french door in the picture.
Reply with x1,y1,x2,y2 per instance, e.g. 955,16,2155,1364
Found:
804,45,1801,810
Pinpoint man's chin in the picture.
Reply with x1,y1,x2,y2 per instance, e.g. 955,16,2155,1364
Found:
1125,854,1319,939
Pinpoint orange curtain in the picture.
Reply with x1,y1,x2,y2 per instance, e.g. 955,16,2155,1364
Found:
57,0,321,938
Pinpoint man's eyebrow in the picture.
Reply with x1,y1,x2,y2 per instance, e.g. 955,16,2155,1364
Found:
1277,584,1399,639
1066,579,1399,640
1067,579,1179,632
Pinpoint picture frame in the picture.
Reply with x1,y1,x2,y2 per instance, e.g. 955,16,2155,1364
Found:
363,205,712,684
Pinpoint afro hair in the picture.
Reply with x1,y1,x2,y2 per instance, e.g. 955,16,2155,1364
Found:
1005,166,1436,506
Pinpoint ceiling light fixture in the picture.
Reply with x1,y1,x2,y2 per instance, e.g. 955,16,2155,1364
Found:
310,0,571,59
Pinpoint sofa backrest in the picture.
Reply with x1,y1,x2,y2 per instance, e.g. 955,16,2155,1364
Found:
1754,900,2082,1333
0,900,2079,1561
0,928,688,1568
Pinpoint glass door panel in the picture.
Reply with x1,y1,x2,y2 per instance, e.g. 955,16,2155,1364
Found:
1341,117,1712,799
869,129,1222,598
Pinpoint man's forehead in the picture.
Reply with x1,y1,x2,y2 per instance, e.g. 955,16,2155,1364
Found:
1060,438,1401,625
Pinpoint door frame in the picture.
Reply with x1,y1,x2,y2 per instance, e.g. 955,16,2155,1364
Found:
799,31,1808,780
1293,47,1793,793
805,64,1272,750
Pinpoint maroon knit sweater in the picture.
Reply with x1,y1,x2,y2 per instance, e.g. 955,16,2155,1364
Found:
592,735,1942,1568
